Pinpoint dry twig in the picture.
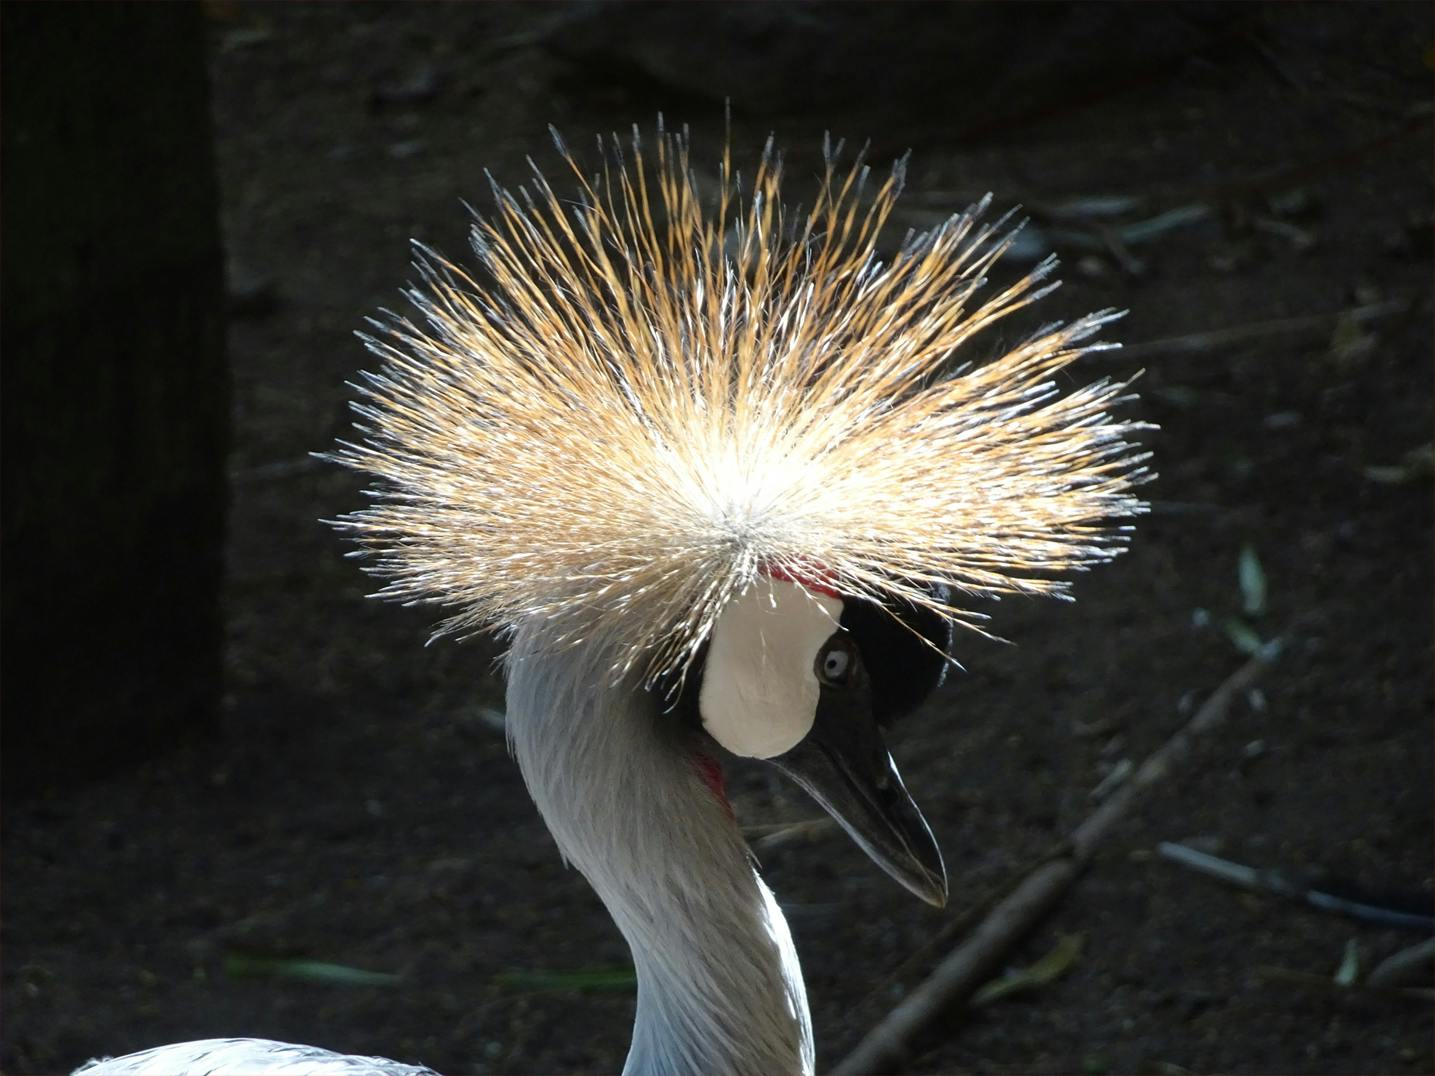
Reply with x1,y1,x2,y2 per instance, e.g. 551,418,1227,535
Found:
1111,300,1408,364
1156,842,1434,933
1367,937,1435,989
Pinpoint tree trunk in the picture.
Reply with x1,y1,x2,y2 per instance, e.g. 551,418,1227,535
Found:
2,2,227,795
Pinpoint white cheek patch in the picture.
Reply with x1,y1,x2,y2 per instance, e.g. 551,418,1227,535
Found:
699,578,844,760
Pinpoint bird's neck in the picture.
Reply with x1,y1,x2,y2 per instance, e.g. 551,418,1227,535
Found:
505,626,814,1076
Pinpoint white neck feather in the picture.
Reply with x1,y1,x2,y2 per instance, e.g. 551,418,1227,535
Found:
504,624,814,1076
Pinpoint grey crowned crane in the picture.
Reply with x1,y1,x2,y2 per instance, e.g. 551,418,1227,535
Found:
77,125,1148,1076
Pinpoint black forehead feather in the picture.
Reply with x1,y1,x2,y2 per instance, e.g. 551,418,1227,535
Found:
840,585,953,724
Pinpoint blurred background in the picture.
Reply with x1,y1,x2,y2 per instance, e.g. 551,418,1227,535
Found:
3,2,1431,1073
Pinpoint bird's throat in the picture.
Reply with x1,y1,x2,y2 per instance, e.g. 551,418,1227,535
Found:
504,628,814,1076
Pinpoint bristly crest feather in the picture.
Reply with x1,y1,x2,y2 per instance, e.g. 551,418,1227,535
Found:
329,123,1152,684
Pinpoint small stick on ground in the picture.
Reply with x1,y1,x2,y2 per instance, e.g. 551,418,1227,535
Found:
748,817,835,852
1367,937,1435,990
830,644,1279,1076
1111,300,1408,363
1156,842,1435,933
1255,963,1435,1005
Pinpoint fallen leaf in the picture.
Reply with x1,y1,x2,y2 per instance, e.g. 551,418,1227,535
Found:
223,954,400,987
1238,544,1267,617
971,933,1084,1007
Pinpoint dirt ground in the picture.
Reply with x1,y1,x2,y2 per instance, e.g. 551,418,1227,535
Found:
4,3,1432,1074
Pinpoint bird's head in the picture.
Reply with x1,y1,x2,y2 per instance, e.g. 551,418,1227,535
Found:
677,569,952,905
329,123,1152,909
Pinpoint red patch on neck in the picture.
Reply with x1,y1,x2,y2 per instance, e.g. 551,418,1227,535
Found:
764,560,841,600
695,752,733,818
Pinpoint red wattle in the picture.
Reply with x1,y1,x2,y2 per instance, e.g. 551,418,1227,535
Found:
763,560,841,600
694,752,733,817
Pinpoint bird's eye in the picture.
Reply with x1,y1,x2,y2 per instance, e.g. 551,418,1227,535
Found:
816,637,853,686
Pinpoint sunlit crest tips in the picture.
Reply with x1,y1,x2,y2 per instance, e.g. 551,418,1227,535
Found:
329,124,1152,683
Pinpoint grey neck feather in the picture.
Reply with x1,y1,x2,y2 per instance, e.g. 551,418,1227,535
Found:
504,623,814,1076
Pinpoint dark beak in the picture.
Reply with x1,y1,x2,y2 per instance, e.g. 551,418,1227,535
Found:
767,703,948,907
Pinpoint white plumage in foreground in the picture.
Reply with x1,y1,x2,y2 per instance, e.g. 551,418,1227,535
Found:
75,1039,437,1076
78,124,1148,1076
